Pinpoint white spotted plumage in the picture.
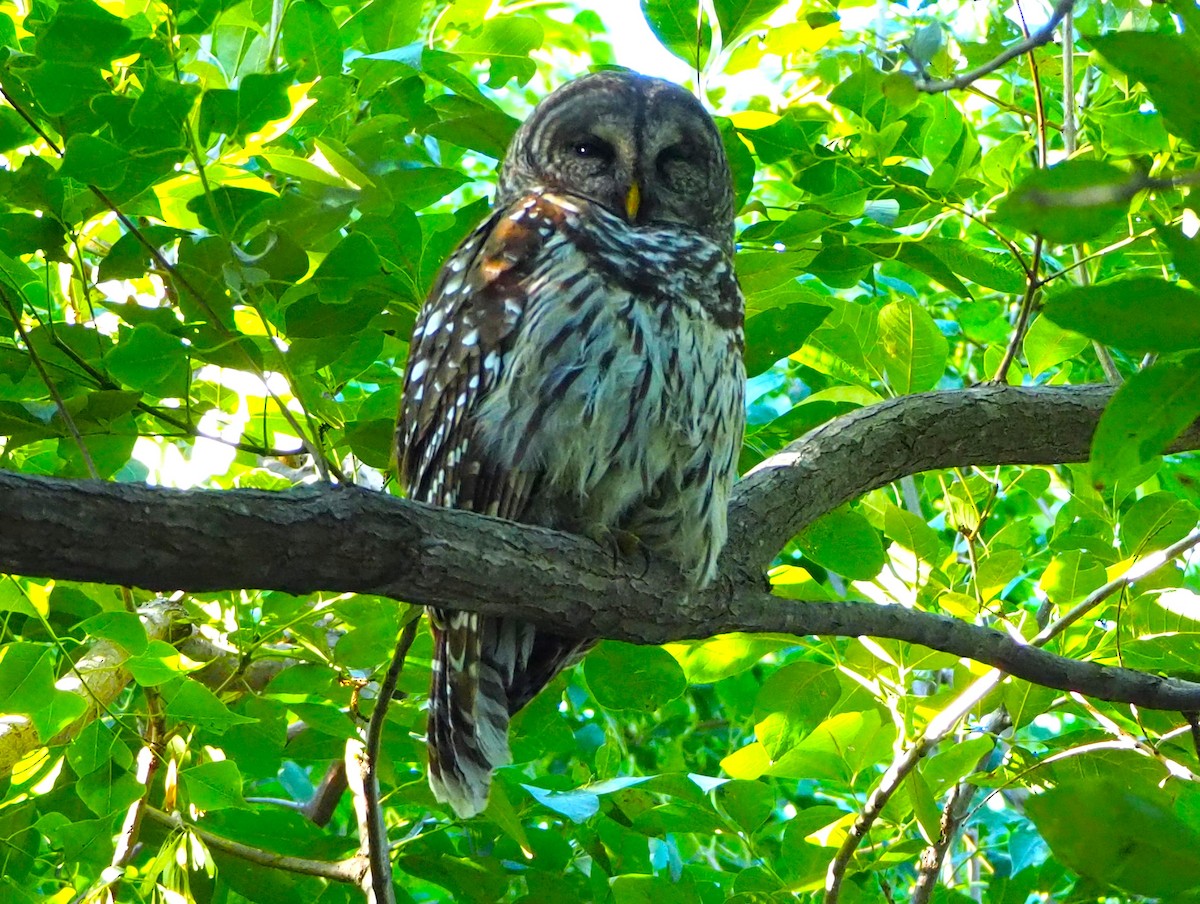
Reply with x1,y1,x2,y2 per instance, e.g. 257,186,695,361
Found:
397,71,745,819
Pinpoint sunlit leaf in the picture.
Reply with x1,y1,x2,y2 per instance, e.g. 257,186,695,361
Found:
1091,354,1200,486
995,160,1132,243
1043,280,1200,354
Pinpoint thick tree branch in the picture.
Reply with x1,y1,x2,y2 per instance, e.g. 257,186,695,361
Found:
722,383,1200,576
2,385,1199,711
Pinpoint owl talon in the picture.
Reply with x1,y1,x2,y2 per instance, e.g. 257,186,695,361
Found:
591,527,654,578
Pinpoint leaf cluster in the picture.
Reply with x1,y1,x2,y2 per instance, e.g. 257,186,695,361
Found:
0,0,1199,902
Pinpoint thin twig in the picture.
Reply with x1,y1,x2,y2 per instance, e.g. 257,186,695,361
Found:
1057,8,1121,383
910,709,1009,903
143,807,369,883
916,0,1077,93
363,617,420,903
1071,693,1198,781
0,285,99,477
992,1,1050,384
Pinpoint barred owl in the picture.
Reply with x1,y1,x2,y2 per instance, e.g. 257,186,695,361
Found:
398,71,745,818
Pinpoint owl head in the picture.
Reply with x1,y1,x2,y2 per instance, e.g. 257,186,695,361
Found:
498,71,736,250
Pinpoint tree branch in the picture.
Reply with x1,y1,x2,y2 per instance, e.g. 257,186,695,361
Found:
2,385,1199,711
915,0,1076,93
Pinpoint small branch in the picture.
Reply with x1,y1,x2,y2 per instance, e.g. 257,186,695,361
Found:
305,762,350,827
1071,694,1198,782
916,0,1076,93
143,807,369,883
910,709,1009,904
363,618,420,904
0,286,98,477
991,235,1043,383
993,1,1049,385
824,665,1004,903
823,526,1200,902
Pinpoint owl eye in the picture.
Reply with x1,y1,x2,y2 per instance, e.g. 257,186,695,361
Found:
573,136,614,162
655,144,693,176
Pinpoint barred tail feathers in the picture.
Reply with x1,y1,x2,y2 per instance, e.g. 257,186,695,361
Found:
427,610,512,819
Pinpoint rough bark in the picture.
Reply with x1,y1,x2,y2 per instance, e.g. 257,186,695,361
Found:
2,384,1199,710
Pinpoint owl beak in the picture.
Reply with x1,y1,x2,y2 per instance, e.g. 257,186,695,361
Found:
624,181,641,221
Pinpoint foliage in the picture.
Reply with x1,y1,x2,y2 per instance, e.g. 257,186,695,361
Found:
0,0,1198,901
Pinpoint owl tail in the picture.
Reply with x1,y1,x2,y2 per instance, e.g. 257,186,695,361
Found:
427,611,513,819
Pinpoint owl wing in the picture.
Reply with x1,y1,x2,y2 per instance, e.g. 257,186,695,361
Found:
401,198,547,518
399,191,586,818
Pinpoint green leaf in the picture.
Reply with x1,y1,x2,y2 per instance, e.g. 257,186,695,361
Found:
21,61,109,117
105,324,189,397
1090,33,1200,147
427,104,521,160
76,762,143,817
68,720,131,776
713,0,783,47
920,736,994,795
1040,550,1106,606
1121,492,1200,557
310,233,381,303
753,661,840,758
768,710,893,781
1026,778,1200,897
182,760,248,811
665,634,786,683
129,72,199,137
34,0,131,64
98,226,190,282
1159,223,1200,286
1023,313,1089,377
453,17,543,87
382,166,470,209
359,0,422,53
584,642,686,711
0,644,55,714
1091,353,1200,486
521,776,651,823
0,107,36,154
640,0,711,69
126,640,197,687
164,679,257,732
975,548,1023,602
282,1,343,79
78,611,148,656
797,510,885,580
1043,279,1200,354
907,768,941,844
995,160,1132,243
743,301,829,376
878,299,948,393
58,135,127,190
882,504,941,563
0,214,67,258
199,73,292,141
715,780,775,834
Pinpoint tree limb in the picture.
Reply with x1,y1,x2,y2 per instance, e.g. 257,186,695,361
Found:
2,385,1199,711
915,0,1076,93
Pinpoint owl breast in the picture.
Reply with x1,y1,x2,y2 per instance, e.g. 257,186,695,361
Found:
472,191,745,584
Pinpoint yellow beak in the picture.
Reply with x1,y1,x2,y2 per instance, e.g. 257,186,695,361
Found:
625,181,641,221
